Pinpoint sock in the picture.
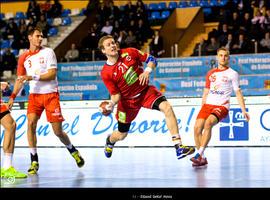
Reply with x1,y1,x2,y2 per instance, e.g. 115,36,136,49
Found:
30,148,37,155
198,146,205,156
30,153,38,163
106,135,115,146
66,144,77,154
3,153,13,169
172,134,182,148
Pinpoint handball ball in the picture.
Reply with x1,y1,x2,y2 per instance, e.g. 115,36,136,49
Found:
99,101,112,116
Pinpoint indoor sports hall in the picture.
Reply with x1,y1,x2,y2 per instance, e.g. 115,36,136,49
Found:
1,0,270,195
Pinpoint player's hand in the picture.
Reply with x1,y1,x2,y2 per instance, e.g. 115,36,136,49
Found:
105,100,115,112
7,98,14,110
139,71,150,86
243,112,250,121
17,76,27,83
17,75,33,83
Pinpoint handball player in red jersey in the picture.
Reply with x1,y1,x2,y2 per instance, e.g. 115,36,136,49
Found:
98,35,195,159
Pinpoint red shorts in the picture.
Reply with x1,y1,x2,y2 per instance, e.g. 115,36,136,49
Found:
196,104,228,121
27,92,64,122
116,86,163,123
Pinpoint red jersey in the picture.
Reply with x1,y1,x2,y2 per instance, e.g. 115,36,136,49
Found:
101,48,148,99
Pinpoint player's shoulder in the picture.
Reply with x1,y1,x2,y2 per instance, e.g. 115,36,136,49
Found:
121,47,139,54
207,67,218,75
101,62,111,73
18,49,30,61
41,46,54,53
226,67,239,76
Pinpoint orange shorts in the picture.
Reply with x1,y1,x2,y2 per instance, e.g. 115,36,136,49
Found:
27,92,64,123
196,104,228,122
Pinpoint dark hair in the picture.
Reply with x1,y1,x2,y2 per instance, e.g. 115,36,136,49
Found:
27,27,42,36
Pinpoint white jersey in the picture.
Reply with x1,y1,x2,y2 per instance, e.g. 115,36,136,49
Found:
205,67,240,109
17,47,58,94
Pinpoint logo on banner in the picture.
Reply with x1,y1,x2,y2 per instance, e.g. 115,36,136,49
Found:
219,108,249,141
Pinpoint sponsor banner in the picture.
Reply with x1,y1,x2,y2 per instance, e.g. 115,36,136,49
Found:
1,97,269,147
58,81,109,100
153,75,270,91
233,54,270,75
57,61,105,81
155,53,270,78
155,57,212,78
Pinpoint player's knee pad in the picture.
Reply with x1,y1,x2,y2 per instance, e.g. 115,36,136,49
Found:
152,96,167,111
118,121,131,133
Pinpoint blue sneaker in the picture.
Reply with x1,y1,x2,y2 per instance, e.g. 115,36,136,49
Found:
176,145,195,159
104,144,114,158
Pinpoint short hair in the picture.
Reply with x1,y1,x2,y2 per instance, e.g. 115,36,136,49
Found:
27,27,42,36
98,35,114,50
217,47,230,55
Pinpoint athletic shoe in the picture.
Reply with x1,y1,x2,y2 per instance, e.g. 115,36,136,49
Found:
176,145,195,159
192,157,208,167
71,150,85,168
1,167,27,178
190,153,208,166
104,135,114,158
28,161,39,175
104,144,114,158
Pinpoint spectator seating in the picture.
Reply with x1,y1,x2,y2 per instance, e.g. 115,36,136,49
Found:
61,16,72,26
47,27,58,37
15,11,26,20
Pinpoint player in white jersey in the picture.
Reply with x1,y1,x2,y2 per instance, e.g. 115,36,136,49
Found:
190,47,250,167
8,27,84,174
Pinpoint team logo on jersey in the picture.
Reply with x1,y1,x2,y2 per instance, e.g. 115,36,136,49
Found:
219,108,249,141
222,76,228,82
209,74,216,82
126,56,131,61
39,57,44,64
118,111,126,123
124,67,138,85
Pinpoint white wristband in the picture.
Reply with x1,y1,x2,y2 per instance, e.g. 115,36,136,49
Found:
145,67,152,73
32,75,40,81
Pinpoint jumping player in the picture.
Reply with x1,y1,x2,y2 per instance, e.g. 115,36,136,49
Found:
98,35,195,159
